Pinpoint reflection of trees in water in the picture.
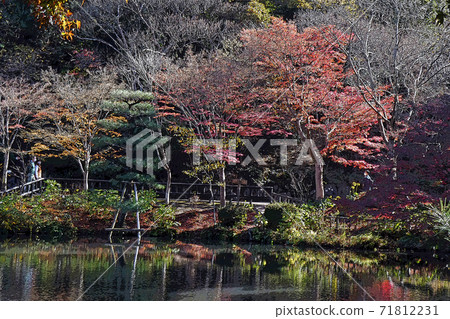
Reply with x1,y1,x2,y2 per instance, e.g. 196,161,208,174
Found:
0,240,176,300
248,249,448,301
0,240,447,300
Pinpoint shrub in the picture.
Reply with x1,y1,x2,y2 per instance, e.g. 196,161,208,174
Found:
36,215,76,238
137,190,157,212
41,179,63,201
264,202,300,230
89,189,121,208
87,189,120,218
428,198,450,241
265,199,334,232
0,187,77,238
152,205,178,230
218,203,253,227
62,189,120,218
0,193,32,233
348,233,386,249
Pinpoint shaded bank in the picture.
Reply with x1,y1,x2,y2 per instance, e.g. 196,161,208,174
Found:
1,181,447,252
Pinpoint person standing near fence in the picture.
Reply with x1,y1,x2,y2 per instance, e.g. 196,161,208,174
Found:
35,160,42,179
27,156,36,183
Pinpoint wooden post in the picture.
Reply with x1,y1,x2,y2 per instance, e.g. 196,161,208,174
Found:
237,183,241,203
109,245,117,263
109,184,128,241
315,163,325,200
133,182,141,241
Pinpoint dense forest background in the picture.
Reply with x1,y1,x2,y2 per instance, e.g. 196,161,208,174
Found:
0,0,448,212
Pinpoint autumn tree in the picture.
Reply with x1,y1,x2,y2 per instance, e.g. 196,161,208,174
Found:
239,18,394,199
0,77,43,190
297,0,450,180
29,69,123,190
158,18,393,202
157,54,278,206
394,94,450,199
336,94,449,217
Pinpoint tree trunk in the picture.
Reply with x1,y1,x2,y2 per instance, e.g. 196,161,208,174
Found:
1,150,10,191
209,181,214,204
209,181,216,224
391,154,398,181
79,158,90,191
82,170,89,191
157,145,171,204
315,163,324,200
219,165,226,207
165,168,171,205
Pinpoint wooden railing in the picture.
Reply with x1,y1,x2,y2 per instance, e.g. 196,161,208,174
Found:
51,178,115,191
271,192,303,204
0,178,46,197
1,177,310,205
0,178,278,202
155,182,274,202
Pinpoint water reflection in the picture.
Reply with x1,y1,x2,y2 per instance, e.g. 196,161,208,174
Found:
0,238,448,301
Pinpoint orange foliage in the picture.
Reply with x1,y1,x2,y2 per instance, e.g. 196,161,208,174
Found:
27,0,82,40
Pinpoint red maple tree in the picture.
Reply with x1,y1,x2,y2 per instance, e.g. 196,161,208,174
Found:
158,18,398,202
335,95,449,226
240,18,395,198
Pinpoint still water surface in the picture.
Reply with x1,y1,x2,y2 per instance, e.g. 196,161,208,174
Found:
0,238,448,301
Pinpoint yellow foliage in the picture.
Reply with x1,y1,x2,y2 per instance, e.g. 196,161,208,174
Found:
295,0,357,11
247,0,272,25
28,0,82,40
32,143,50,153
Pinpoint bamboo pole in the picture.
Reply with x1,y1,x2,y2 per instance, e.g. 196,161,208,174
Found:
133,182,141,241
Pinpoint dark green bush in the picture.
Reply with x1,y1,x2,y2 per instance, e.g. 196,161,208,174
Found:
37,217,77,239
264,202,299,230
264,199,333,232
0,192,33,233
218,203,253,227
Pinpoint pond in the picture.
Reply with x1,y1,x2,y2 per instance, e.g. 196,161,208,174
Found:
0,238,448,301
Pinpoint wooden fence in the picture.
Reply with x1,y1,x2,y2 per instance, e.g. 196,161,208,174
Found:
1,178,277,202
0,178,46,197
52,178,114,191
271,193,303,204
156,182,274,202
